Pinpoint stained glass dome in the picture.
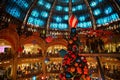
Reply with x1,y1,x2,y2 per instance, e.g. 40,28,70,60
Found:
5,0,120,30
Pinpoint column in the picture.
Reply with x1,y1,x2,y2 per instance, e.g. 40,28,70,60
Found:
96,56,105,80
12,52,17,80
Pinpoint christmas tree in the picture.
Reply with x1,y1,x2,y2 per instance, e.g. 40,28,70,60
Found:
59,15,91,80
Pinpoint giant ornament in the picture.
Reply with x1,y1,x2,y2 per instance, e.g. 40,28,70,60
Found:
68,14,78,28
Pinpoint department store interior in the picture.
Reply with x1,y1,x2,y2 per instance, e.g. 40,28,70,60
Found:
0,0,120,80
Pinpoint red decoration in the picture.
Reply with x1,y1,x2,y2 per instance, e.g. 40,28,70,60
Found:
74,63,78,67
69,40,73,44
18,46,23,53
84,66,88,75
45,36,53,43
71,67,75,72
68,15,78,28
73,37,77,41
77,67,82,74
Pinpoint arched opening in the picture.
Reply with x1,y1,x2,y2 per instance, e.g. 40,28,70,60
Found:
46,45,67,57
0,39,13,80
0,39,13,60
17,61,43,79
18,44,42,58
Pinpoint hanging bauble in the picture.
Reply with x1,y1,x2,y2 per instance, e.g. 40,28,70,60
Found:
45,36,53,43
79,64,82,67
73,37,77,41
76,58,81,63
44,57,50,64
65,72,73,78
74,62,78,67
59,49,67,58
77,67,82,74
81,56,85,60
71,53,76,59
69,40,73,44
68,14,78,28
71,67,75,72
84,66,88,75
83,59,87,62
72,45,77,51
67,67,71,72
86,76,91,80
71,28,77,37
59,73,66,80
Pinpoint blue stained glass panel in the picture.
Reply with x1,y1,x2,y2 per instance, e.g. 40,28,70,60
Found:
6,7,20,18
90,1,98,7
76,5,83,10
72,7,76,12
31,10,39,17
34,19,44,26
79,16,86,21
50,23,68,30
72,5,84,12
38,0,44,6
98,0,103,2
77,21,92,28
72,0,78,2
53,16,62,22
59,0,69,3
104,6,113,14
12,0,29,9
63,15,69,20
28,17,34,24
56,6,63,11
50,23,58,28
45,3,51,9
64,7,69,12
58,23,68,29
93,9,101,16
41,11,48,18
97,13,119,25
28,17,45,26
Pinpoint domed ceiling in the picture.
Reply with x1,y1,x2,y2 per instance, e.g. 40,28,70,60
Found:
5,0,120,30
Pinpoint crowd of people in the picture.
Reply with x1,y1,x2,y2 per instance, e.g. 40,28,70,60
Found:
0,52,13,61
47,74,60,80
17,62,42,78
18,50,42,58
103,64,120,79
46,52,60,57
46,62,62,73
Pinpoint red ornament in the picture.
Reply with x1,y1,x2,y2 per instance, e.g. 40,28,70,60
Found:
74,63,78,67
83,66,88,74
77,67,82,74
73,37,77,41
71,54,76,59
71,67,75,72
45,36,53,43
67,68,71,72
68,14,78,28
69,40,73,44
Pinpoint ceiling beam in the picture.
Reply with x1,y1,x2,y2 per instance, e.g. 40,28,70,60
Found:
22,0,38,28
46,0,57,36
78,53,120,57
108,0,120,17
84,0,97,30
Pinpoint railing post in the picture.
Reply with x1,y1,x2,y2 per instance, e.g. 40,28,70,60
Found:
96,56,105,80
